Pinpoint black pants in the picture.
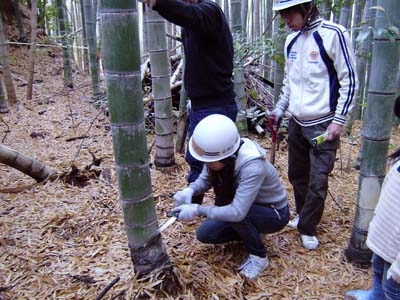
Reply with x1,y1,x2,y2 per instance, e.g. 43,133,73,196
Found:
287,119,339,236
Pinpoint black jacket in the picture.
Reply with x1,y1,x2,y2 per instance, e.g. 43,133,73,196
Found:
153,0,235,108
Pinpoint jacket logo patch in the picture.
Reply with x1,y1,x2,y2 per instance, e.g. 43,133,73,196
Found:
289,51,297,60
309,51,319,63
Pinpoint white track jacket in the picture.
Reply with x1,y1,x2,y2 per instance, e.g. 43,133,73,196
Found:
367,158,400,264
275,18,358,126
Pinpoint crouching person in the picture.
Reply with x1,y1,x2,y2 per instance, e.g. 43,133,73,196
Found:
171,114,290,280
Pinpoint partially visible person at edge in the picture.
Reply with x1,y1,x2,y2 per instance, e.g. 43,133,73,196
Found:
345,98,400,300
142,0,238,204
268,0,359,250
170,114,289,280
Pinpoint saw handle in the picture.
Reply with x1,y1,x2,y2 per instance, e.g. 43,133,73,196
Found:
268,115,281,143
166,210,180,218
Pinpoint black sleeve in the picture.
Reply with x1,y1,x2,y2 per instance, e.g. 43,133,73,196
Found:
153,0,222,36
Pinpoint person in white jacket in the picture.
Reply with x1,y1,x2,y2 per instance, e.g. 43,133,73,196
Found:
269,0,358,250
345,150,400,300
345,97,400,300
171,114,290,280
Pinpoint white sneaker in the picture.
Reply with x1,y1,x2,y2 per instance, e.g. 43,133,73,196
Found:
287,214,299,228
238,254,269,280
300,234,319,250
344,289,371,300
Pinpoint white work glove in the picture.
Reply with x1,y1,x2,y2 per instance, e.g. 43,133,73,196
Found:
173,187,194,206
269,108,284,131
186,100,191,115
171,204,199,221
387,256,400,283
269,108,284,121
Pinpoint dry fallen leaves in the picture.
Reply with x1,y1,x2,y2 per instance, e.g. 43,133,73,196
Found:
2,44,400,300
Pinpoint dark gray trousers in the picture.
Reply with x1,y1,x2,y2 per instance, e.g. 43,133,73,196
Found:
287,119,339,236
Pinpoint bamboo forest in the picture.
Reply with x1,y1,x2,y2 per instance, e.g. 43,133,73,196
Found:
0,0,399,299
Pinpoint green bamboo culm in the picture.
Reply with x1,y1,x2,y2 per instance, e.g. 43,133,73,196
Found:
175,58,188,153
345,0,400,266
0,79,9,113
0,15,17,105
83,0,101,98
344,0,373,136
272,20,286,105
145,10,175,167
231,0,248,134
234,65,248,134
99,0,170,276
55,0,73,88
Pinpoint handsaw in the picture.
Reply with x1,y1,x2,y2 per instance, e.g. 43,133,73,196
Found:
159,210,179,232
268,115,281,165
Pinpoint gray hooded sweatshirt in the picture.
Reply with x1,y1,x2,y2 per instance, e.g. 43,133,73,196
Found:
193,138,288,222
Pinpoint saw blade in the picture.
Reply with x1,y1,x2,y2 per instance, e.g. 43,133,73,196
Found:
159,216,177,232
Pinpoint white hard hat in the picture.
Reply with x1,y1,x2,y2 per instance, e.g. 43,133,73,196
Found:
272,0,312,10
188,114,241,162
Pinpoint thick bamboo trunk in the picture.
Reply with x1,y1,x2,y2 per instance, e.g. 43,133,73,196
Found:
345,0,400,266
100,0,170,276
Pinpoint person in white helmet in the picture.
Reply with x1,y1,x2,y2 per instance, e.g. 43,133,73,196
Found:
269,0,358,250
171,114,290,280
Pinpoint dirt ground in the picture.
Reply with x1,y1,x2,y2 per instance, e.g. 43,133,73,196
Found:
1,42,399,300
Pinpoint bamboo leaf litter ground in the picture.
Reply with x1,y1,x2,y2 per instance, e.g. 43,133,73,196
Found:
1,46,399,300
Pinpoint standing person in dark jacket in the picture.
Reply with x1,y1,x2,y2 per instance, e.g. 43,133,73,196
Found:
143,0,238,204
